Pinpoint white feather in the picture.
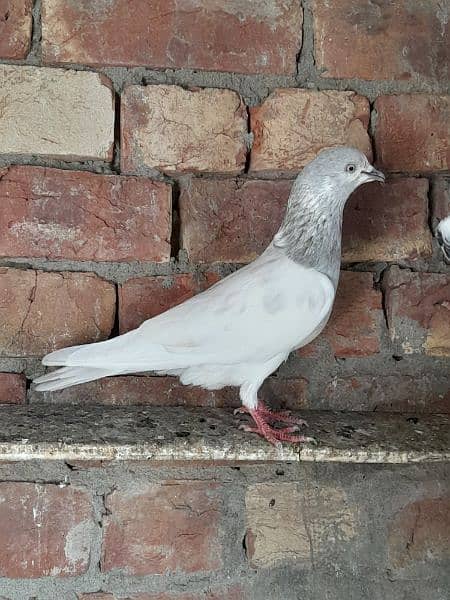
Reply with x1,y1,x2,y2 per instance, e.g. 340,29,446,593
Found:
34,245,334,405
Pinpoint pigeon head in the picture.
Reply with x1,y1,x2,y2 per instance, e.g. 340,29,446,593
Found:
301,146,385,200
275,146,385,283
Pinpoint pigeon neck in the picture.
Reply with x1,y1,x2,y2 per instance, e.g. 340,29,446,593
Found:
274,179,347,286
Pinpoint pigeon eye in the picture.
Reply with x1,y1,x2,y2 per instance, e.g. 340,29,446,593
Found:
346,164,356,173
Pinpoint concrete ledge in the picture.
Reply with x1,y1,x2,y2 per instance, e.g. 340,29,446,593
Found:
0,404,449,463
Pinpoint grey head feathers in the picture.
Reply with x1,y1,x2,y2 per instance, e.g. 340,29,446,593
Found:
274,146,384,284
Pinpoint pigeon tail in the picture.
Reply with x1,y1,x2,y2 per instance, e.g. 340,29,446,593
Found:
33,366,117,391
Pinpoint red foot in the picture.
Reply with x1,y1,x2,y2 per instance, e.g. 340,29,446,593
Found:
236,401,312,447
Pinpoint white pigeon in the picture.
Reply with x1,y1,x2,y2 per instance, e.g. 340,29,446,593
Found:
436,215,450,264
34,147,385,445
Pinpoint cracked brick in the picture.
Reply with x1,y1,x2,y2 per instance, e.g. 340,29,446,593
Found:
249,89,371,175
101,481,222,575
42,0,302,75
0,268,115,357
121,85,247,174
0,166,171,262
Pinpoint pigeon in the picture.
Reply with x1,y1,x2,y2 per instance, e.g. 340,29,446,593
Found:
34,147,385,445
436,215,450,264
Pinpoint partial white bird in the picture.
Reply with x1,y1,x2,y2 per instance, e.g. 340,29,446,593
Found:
436,215,450,264
34,147,385,445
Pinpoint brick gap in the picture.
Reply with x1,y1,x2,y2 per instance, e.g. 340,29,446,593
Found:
170,178,181,259
28,0,42,63
111,90,121,175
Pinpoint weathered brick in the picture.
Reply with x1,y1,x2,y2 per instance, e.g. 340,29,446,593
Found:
0,268,115,357
301,272,382,358
0,65,114,161
0,0,32,59
42,0,302,76
245,483,357,568
245,483,308,568
321,374,450,413
30,374,308,410
388,496,450,568
374,94,449,172
384,267,450,356
0,373,26,404
250,89,371,174
102,482,222,575
343,178,432,262
0,166,171,262
180,179,290,263
119,274,200,334
313,0,449,82
121,85,247,175
0,166,171,263
0,483,95,578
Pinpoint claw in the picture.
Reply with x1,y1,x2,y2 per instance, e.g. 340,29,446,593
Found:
236,400,312,446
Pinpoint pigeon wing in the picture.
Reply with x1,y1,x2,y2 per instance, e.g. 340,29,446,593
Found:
43,249,335,372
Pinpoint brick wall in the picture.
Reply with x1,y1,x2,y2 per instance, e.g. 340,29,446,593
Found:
0,1,449,597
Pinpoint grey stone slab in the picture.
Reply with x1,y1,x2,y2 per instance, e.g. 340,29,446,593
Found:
0,404,449,463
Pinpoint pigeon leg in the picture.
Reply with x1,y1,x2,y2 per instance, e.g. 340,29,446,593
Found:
237,401,312,446
235,400,308,427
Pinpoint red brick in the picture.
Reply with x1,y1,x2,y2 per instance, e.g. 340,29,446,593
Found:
342,178,432,262
119,274,200,333
101,482,222,575
250,89,371,174
121,85,247,175
180,179,290,263
384,267,450,356
374,94,450,173
321,374,450,413
31,374,307,410
42,0,302,75
0,373,26,404
301,272,382,358
0,268,115,357
0,0,32,59
388,496,450,568
0,483,94,578
432,177,450,223
313,0,449,82
0,166,171,263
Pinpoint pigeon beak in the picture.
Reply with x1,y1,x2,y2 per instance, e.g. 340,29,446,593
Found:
361,167,385,183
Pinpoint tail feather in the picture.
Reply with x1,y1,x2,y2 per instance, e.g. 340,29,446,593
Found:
33,366,117,392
